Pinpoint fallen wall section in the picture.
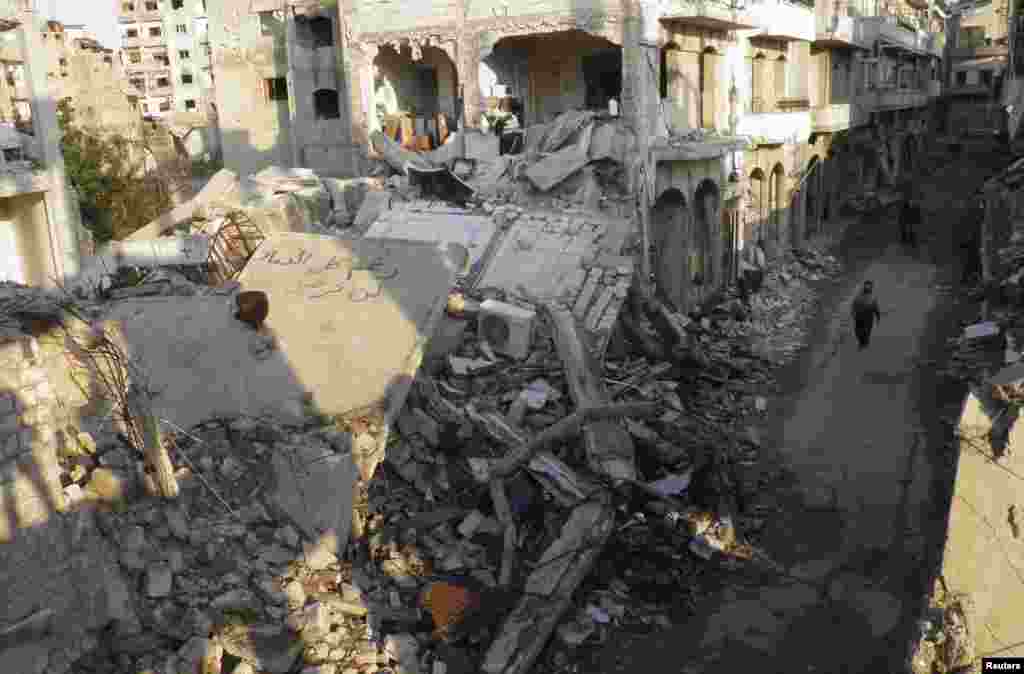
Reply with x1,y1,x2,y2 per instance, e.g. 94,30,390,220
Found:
941,389,1024,659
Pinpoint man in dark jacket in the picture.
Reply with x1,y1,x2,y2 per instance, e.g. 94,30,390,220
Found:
851,280,882,350
899,197,921,247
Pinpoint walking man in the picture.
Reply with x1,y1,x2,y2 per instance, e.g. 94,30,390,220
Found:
851,280,882,350
899,194,922,248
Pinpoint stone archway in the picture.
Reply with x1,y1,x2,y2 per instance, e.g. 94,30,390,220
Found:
805,155,822,237
748,167,767,244
372,42,459,148
649,188,691,311
769,163,786,251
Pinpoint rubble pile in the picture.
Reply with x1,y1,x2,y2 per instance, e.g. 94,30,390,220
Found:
372,110,638,220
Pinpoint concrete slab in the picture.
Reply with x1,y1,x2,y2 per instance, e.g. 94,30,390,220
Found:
102,297,308,431
269,443,357,559
237,232,465,419
941,390,1024,657
524,146,590,192
362,202,498,278
127,168,241,240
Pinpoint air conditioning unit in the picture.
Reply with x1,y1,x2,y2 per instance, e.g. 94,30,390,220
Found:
478,299,536,360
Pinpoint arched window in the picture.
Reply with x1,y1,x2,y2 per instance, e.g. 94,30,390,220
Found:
313,88,340,120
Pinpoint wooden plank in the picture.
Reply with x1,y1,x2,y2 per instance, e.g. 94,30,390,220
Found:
481,492,615,674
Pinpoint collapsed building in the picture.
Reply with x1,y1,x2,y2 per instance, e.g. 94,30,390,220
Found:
208,0,946,314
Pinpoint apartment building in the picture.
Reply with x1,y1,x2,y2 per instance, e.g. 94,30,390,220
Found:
0,0,83,287
943,0,1009,134
207,0,356,177
116,0,212,120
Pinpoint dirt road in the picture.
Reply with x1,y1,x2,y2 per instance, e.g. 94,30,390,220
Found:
596,147,1012,673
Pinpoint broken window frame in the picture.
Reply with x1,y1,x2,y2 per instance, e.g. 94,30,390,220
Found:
149,26,162,37
184,99,196,110
125,29,139,39
171,0,183,8
176,23,188,34
181,72,193,84
179,49,190,59
144,0,157,10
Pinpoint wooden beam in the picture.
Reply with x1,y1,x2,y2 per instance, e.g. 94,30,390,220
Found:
544,306,638,483
127,388,179,499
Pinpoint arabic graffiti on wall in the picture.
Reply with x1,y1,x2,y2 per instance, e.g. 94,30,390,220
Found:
254,247,400,302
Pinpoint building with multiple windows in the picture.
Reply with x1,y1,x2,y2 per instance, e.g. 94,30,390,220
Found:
117,0,212,120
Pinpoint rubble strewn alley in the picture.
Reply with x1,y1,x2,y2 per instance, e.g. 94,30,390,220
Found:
6,0,1024,673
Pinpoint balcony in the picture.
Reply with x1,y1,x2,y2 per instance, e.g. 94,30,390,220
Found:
660,0,758,30
748,0,814,41
856,16,944,57
737,104,811,144
869,86,928,110
811,101,871,131
815,1,871,47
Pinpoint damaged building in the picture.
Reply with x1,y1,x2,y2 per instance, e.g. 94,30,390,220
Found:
0,4,84,287
208,0,361,178
331,0,945,314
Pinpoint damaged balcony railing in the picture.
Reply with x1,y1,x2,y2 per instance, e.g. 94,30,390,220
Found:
206,210,265,285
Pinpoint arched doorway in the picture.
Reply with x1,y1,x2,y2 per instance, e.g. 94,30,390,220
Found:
649,188,691,311
805,156,821,237
769,163,786,248
695,179,720,296
748,167,766,244
373,42,459,147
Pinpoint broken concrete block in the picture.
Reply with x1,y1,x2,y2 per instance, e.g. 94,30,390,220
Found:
524,146,591,192
220,624,303,674
384,633,420,674
353,189,393,231
269,444,357,564
236,233,465,421
463,130,499,162
146,563,173,598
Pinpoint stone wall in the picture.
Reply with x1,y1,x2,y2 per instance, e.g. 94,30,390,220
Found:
0,333,65,542
0,327,139,674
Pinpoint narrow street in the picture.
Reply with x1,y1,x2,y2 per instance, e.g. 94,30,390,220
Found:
598,145,1010,674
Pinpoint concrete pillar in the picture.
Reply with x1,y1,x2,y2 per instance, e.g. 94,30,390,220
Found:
457,32,482,130
284,8,302,167
18,12,79,286
347,42,377,149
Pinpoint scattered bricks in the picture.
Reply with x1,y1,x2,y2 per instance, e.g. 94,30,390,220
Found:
0,393,15,415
